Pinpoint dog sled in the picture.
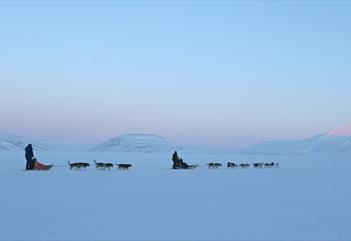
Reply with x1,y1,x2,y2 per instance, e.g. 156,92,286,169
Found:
34,161,53,170
24,161,53,171
28,160,53,171
24,144,53,171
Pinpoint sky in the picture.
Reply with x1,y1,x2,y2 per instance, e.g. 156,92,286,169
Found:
1,1,351,149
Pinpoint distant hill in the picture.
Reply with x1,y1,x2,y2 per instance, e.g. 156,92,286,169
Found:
0,133,47,151
242,125,351,155
4,125,351,154
91,134,182,153
0,132,90,151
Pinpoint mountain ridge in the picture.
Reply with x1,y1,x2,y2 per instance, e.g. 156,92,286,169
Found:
2,125,351,154
242,125,351,155
0,132,91,151
90,133,182,153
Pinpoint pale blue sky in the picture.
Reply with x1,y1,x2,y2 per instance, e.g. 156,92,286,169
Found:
1,1,351,148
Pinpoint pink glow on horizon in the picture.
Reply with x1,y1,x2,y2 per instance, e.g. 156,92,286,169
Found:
327,125,351,137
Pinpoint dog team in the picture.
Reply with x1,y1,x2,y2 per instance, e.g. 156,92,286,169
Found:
208,162,279,169
68,160,278,170
68,160,132,170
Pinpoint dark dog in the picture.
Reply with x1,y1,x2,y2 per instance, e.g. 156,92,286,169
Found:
264,162,275,168
207,163,222,168
104,163,114,170
253,162,264,168
68,161,81,170
94,160,106,170
239,163,250,168
188,164,198,169
227,162,238,168
116,164,132,170
68,162,90,170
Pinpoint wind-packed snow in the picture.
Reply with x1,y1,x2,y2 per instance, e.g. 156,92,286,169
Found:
91,134,182,153
1,151,350,240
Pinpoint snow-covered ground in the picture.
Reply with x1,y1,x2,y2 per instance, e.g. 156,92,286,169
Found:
1,151,350,240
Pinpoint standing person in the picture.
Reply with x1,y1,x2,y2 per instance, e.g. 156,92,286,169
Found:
25,144,35,170
172,151,180,169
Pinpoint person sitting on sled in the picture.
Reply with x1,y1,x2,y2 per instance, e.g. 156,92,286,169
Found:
25,144,53,170
25,144,35,170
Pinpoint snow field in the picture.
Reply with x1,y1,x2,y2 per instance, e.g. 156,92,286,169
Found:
0,151,350,240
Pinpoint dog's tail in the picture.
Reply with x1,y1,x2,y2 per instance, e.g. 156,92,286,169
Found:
94,160,97,164
68,161,71,165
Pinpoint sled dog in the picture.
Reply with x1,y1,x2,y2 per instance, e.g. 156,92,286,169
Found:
68,162,89,170
116,163,132,170
94,160,106,169
227,162,238,168
207,163,222,168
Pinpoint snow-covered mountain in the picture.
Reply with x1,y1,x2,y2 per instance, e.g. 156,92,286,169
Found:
0,133,42,151
91,134,182,153
0,132,90,151
242,125,351,155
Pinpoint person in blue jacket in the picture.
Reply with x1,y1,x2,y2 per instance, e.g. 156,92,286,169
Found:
25,144,35,170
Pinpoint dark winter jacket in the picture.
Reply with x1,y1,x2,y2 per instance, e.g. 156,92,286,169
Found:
25,144,35,170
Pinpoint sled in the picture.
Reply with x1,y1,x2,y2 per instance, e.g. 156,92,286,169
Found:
34,161,53,171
